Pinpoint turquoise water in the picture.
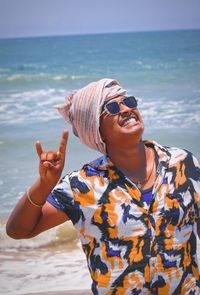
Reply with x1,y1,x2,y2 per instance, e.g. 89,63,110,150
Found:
1,29,200,218
0,30,200,294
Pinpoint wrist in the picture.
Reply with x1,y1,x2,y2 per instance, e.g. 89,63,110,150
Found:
27,178,55,205
26,189,44,207
38,177,58,192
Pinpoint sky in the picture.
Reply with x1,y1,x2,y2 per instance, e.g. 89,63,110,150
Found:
0,0,200,38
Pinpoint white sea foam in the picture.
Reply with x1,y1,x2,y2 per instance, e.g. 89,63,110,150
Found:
0,219,91,293
5,73,45,82
140,97,200,129
53,75,68,81
0,89,200,128
0,73,87,83
0,247,91,294
18,63,47,70
0,67,10,73
0,88,65,124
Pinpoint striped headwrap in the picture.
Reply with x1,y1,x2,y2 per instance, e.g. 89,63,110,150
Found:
55,78,127,154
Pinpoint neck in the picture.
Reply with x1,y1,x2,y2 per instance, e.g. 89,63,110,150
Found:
107,140,147,177
107,141,156,190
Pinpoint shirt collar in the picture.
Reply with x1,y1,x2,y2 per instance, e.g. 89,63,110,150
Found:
91,140,171,172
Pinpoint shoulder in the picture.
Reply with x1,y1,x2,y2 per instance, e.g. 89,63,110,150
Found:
147,139,199,164
165,145,199,166
146,140,199,174
165,145,192,159
79,154,108,177
62,155,108,189
158,143,200,179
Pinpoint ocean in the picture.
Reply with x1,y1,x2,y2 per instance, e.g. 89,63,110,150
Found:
0,29,200,294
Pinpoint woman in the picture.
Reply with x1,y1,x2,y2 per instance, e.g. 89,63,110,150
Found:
6,79,200,294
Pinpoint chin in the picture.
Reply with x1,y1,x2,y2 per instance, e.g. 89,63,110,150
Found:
122,121,144,134
126,124,144,140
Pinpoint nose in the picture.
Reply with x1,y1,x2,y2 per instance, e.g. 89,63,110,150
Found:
118,101,132,115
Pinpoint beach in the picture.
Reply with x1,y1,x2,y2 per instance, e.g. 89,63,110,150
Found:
27,291,92,295
0,29,200,294
28,292,90,295
27,292,91,295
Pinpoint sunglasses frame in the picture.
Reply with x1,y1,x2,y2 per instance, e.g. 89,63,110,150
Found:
101,96,138,116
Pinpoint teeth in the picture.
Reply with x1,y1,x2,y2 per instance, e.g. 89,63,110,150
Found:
123,117,137,126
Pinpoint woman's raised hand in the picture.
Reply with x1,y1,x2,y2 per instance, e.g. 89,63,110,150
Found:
36,130,68,187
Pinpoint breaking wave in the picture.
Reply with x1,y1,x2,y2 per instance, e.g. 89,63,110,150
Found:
0,88,199,129
0,220,78,251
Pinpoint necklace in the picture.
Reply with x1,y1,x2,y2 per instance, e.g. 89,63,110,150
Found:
135,148,155,190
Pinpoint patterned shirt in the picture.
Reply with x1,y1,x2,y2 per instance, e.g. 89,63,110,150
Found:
47,140,200,294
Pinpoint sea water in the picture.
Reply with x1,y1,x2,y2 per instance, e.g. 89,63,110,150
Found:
0,29,200,294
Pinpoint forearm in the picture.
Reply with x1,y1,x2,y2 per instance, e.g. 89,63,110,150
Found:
6,178,54,239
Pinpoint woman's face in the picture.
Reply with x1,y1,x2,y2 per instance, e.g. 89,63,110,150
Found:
99,95,144,148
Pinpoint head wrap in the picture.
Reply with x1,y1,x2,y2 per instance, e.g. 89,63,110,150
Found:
55,78,126,154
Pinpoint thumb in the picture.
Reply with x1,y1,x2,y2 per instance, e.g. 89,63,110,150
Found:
42,161,56,170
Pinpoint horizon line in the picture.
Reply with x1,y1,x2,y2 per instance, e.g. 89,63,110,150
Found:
0,27,200,41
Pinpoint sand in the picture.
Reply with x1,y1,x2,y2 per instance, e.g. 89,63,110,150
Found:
26,291,92,295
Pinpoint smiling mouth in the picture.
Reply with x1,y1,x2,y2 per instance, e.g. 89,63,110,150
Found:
120,114,138,127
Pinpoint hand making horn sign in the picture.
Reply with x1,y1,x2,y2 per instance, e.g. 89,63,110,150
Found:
36,129,68,187
6,130,69,239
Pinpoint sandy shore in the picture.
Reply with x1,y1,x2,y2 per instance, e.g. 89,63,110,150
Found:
26,291,92,295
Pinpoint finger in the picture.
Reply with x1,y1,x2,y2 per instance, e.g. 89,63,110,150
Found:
46,151,58,161
43,161,50,168
42,161,56,169
40,151,58,162
56,151,61,159
36,141,43,158
41,153,47,161
59,130,68,157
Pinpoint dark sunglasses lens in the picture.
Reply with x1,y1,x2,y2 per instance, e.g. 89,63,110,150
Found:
123,96,137,108
106,102,120,114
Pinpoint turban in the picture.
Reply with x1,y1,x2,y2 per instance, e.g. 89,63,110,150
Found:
55,78,127,154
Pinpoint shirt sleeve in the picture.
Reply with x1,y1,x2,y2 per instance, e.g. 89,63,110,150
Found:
191,154,200,219
47,174,81,224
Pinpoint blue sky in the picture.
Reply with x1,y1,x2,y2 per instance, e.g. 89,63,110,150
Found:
0,0,200,38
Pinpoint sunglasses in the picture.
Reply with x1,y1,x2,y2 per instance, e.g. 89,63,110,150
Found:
101,96,138,116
